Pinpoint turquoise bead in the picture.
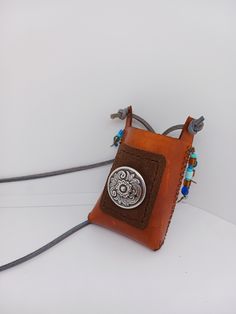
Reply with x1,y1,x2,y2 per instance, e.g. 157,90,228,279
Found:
185,169,193,181
190,152,197,159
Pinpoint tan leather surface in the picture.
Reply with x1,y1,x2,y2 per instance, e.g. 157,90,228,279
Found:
88,106,194,250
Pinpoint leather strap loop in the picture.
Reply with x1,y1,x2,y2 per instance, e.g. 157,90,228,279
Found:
125,105,133,128
179,116,194,143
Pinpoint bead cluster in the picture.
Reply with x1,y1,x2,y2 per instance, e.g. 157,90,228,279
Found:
178,148,197,202
111,129,124,147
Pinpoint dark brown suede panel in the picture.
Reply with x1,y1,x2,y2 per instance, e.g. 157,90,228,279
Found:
101,143,166,229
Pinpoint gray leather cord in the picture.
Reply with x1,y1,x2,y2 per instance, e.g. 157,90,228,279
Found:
0,108,204,272
0,159,114,183
111,108,204,135
111,109,156,133
188,116,205,134
0,109,204,184
0,220,90,272
162,124,184,135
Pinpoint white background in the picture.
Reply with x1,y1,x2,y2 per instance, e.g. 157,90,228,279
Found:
0,1,236,313
0,0,236,223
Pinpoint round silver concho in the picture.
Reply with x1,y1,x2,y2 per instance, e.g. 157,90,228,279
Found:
107,166,146,209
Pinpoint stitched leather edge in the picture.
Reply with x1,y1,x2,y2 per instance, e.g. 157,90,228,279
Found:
159,145,192,247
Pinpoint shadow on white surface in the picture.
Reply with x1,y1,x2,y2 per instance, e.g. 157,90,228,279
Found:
0,201,236,314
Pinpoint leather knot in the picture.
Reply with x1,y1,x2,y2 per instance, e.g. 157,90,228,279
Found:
110,107,129,120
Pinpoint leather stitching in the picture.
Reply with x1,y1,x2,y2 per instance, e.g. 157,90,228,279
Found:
161,145,192,246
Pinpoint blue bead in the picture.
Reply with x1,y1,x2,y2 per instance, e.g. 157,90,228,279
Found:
181,186,189,196
117,129,124,138
190,153,197,159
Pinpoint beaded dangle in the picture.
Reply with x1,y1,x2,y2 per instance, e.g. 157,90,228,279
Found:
178,148,198,203
111,129,124,147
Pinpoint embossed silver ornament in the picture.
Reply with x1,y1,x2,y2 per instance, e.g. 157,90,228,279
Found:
107,166,146,209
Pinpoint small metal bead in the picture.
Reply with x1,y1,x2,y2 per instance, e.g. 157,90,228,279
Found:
189,158,196,166
184,179,191,188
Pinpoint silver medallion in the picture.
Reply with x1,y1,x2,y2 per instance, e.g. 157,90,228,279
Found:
107,166,146,209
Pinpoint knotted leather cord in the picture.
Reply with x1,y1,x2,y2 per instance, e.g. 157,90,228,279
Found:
0,108,204,272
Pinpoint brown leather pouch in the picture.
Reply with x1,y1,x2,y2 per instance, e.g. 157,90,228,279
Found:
88,106,194,250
